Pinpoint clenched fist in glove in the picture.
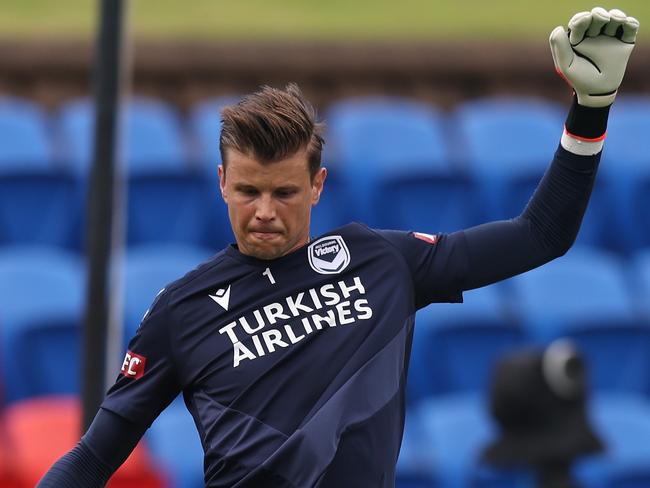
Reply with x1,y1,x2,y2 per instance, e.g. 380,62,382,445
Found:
550,7,639,108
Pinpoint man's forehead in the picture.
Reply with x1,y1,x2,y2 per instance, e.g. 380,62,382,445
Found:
224,149,311,183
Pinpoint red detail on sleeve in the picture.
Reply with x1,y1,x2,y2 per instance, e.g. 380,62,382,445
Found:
564,125,607,142
412,232,438,245
120,351,147,380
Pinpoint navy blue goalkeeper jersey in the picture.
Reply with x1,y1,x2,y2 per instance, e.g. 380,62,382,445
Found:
102,222,467,487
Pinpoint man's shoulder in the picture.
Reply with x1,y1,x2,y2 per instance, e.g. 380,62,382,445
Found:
324,222,413,245
159,249,231,305
314,221,377,240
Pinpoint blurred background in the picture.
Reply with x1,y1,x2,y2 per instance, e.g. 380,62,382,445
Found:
0,0,649,486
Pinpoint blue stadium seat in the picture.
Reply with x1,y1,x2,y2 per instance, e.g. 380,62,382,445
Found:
395,476,438,488
414,392,496,488
126,171,231,249
0,97,52,170
454,97,563,176
631,248,650,321
408,285,525,403
0,97,80,249
396,409,439,488
575,394,650,488
56,98,91,173
11,316,82,401
0,172,81,250
123,244,213,343
454,97,562,217
58,97,187,173
325,97,465,230
509,246,649,394
127,97,232,248
326,97,450,172
147,397,204,488
189,96,242,170
377,172,477,235
608,471,650,488
600,96,650,253
310,171,351,237
58,97,231,248
0,247,85,403
470,466,534,488
122,97,188,174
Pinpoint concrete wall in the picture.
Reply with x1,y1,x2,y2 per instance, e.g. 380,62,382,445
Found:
1,40,648,111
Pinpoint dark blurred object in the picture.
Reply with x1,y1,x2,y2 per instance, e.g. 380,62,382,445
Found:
82,0,128,431
482,340,604,488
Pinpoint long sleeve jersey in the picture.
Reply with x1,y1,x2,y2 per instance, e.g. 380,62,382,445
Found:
38,98,605,488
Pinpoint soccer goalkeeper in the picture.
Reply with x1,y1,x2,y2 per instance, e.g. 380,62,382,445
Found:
38,7,638,487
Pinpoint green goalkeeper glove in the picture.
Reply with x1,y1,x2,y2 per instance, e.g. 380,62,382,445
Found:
549,7,639,108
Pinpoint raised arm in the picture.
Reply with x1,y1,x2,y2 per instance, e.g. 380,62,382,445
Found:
459,7,638,290
362,8,639,310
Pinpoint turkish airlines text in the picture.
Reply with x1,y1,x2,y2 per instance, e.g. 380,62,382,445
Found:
218,276,373,367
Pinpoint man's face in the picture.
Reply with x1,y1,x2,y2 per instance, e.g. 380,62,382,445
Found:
219,148,326,260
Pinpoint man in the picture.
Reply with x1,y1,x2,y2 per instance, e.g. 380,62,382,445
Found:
39,7,638,487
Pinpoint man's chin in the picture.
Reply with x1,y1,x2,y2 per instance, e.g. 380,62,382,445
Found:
244,240,289,260
250,248,286,260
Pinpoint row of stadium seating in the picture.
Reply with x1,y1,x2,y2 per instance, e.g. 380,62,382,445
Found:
1,95,649,253
1,244,649,406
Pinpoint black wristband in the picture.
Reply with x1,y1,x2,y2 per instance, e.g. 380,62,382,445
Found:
564,95,611,140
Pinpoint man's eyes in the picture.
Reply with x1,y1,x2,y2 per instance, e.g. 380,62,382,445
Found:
236,188,297,198
239,188,259,196
275,189,298,198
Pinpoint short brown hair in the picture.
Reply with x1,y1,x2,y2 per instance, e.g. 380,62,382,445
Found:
219,83,325,180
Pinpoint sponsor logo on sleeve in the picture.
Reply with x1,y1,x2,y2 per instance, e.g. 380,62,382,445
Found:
120,351,147,380
308,235,351,274
412,232,438,245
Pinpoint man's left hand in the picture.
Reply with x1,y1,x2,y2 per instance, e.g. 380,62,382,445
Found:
549,7,639,108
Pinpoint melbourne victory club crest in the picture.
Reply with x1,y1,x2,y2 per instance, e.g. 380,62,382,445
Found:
308,235,351,274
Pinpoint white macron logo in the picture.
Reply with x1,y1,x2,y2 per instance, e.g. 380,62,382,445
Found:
308,235,351,274
209,285,231,311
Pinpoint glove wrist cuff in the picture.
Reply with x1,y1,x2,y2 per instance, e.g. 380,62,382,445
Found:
565,95,611,140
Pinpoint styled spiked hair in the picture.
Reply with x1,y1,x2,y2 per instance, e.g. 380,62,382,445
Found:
219,83,325,180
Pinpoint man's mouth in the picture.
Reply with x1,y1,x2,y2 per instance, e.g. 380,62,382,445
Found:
249,229,282,240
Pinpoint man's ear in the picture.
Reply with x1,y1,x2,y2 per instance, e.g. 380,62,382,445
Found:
218,165,228,203
311,167,327,206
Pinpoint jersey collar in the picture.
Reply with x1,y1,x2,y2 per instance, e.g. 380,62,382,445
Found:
224,239,312,268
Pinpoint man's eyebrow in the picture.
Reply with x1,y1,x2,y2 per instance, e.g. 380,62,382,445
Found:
275,184,300,192
233,183,259,191
232,183,300,193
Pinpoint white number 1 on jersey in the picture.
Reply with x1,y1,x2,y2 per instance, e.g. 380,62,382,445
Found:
263,267,276,285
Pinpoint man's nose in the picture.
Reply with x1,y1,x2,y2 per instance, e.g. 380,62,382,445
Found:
255,194,276,221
